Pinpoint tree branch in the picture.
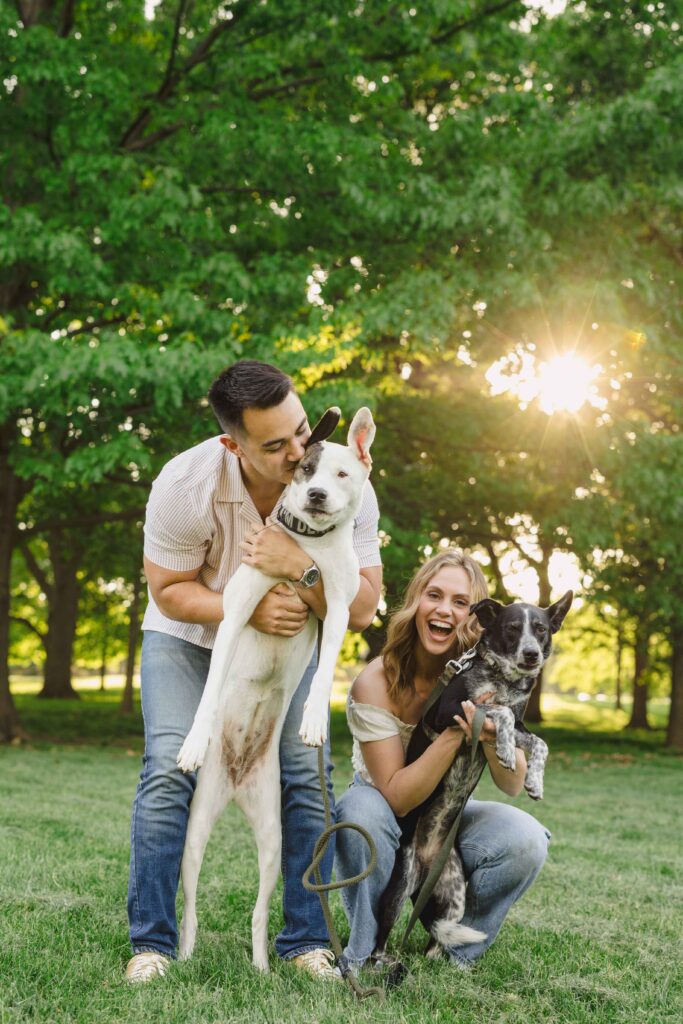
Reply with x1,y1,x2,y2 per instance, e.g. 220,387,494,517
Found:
159,0,191,98
10,615,47,646
59,0,75,37
249,74,327,102
120,0,257,151
18,542,53,600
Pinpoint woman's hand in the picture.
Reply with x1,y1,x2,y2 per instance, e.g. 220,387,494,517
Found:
453,696,499,746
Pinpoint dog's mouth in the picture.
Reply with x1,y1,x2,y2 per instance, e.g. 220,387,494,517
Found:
304,505,330,517
427,620,455,643
514,660,542,679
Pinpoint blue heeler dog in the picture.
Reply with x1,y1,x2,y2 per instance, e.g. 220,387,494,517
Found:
373,591,573,962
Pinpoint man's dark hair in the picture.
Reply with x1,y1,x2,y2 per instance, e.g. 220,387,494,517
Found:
208,360,294,433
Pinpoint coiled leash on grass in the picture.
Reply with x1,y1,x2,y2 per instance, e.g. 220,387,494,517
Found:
301,745,385,1002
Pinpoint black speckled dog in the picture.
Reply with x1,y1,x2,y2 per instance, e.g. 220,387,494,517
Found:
374,591,573,961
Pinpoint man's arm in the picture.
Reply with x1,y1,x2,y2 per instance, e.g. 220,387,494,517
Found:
239,525,382,629
143,557,310,636
144,558,223,624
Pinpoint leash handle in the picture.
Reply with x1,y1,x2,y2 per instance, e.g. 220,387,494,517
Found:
302,745,385,1002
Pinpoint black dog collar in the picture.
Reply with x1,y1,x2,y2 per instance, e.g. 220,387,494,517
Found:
276,505,336,538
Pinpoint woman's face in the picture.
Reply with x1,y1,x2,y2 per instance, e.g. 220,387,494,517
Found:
415,565,472,657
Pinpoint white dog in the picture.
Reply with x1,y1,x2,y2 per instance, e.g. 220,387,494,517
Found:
175,407,375,969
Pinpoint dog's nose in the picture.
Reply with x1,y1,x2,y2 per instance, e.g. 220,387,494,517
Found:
307,487,327,503
522,648,539,663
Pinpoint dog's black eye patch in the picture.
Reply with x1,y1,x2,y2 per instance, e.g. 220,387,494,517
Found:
293,443,323,482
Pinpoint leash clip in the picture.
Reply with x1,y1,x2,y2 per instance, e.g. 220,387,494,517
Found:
446,643,478,677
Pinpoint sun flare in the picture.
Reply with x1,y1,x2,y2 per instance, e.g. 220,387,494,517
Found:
486,347,606,415
536,354,603,414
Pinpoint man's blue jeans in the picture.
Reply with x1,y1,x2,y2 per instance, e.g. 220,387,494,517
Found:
128,630,334,959
335,774,550,969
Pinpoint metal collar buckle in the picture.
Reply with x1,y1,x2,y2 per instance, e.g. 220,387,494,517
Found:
446,644,478,677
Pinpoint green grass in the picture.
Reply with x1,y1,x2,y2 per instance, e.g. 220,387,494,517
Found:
2,687,682,1024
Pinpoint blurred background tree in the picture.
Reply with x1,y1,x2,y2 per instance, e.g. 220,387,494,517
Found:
1,1,681,743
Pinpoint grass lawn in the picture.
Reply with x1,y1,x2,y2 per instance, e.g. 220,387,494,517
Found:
2,685,682,1024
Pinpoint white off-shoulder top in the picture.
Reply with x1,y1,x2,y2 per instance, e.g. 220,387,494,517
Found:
346,696,416,785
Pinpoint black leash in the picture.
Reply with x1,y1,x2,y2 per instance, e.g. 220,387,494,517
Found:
301,646,483,994
400,699,485,948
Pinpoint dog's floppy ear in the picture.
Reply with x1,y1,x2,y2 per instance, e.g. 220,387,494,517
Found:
547,590,573,634
470,598,503,629
305,407,341,449
347,407,375,467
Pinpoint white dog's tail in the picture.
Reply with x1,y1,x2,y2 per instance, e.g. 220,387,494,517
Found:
432,919,487,947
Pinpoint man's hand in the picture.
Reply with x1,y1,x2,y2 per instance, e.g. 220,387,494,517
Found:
248,582,310,636
240,524,310,581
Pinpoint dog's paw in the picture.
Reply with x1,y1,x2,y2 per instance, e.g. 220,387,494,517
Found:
524,775,544,801
299,696,328,747
177,729,210,773
495,744,517,772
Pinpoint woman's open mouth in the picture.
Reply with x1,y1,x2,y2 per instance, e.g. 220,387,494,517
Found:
427,620,454,643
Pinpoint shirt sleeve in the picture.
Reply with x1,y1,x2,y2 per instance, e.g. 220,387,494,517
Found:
143,468,210,572
346,698,403,742
352,480,382,568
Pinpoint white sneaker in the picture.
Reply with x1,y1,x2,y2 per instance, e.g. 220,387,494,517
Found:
124,951,170,983
290,948,341,980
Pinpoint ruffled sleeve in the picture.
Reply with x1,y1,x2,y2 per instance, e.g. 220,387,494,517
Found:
346,698,404,742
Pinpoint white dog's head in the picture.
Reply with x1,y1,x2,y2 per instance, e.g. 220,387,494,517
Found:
284,408,375,532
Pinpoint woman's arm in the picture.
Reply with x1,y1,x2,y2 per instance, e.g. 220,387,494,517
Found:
351,662,467,817
360,728,466,818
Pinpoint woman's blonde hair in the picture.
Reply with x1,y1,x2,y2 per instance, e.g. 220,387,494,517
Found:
381,549,488,703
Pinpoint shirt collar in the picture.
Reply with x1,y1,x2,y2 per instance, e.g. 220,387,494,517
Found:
216,445,283,526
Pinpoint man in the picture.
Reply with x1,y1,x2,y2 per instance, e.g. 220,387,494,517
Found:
125,360,382,983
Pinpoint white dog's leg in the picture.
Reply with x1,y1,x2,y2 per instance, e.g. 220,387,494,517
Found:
178,750,233,960
236,753,282,972
177,566,274,772
299,598,350,747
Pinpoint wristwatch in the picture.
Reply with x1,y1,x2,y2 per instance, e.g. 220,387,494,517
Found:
296,563,321,589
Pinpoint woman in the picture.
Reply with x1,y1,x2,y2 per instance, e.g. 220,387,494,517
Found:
335,549,550,972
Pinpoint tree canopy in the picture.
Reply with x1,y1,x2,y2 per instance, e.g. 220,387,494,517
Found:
2,0,681,742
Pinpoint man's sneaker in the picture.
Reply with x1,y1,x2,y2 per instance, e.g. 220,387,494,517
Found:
290,947,341,980
124,951,170,984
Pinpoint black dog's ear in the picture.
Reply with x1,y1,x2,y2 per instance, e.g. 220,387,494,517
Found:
470,598,504,629
547,590,573,634
305,407,341,448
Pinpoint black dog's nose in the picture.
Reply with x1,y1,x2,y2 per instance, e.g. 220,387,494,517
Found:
523,648,539,663
307,487,327,503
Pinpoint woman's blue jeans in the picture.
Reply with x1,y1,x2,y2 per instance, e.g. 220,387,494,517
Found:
335,775,550,969
128,630,334,959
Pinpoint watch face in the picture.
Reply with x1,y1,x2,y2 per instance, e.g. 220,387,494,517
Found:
301,566,320,587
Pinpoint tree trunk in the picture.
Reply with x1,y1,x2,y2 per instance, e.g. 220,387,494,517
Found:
615,613,624,711
121,575,143,715
363,617,387,663
0,431,26,741
665,622,683,750
39,536,81,699
99,601,108,691
525,551,553,724
626,620,651,730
